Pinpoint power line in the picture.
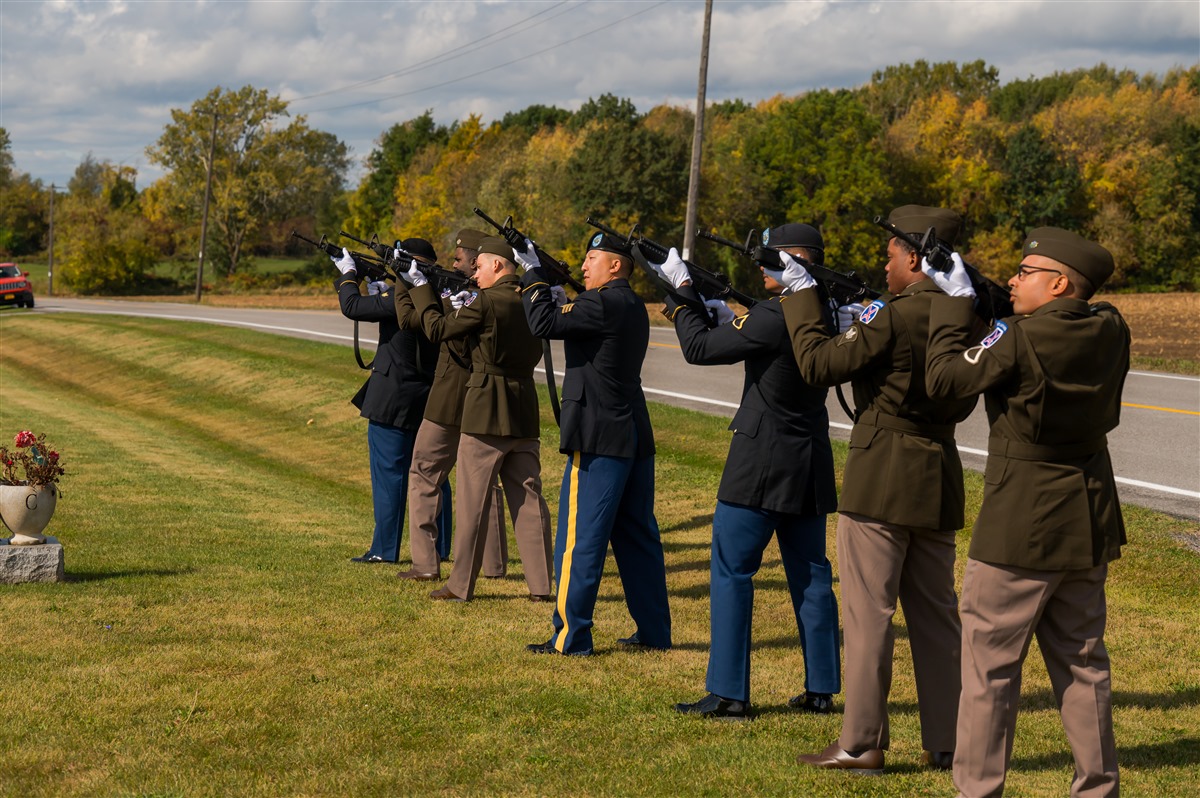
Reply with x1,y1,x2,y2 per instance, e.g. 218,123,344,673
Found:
289,0,583,105
304,1,669,114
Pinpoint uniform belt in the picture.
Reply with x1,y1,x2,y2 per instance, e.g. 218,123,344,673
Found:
987,436,1108,461
478,364,531,379
856,409,956,439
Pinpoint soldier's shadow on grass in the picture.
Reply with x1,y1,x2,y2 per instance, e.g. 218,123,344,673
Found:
67,567,196,582
661,513,714,537
1010,737,1200,770
1010,686,1200,712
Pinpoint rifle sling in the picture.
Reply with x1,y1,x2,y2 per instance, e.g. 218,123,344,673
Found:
541,340,561,426
353,320,373,371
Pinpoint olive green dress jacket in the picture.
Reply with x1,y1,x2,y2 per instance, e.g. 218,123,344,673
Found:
410,274,542,439
926,295,1129,570
782,281,977,531
395,282,472,427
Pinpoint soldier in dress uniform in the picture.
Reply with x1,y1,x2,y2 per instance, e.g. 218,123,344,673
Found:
392,229,508,582
518,232,671,657
775,206,978,774
651,224,841,719
924,228,1126,798
403,236,553,602
332,239,441,564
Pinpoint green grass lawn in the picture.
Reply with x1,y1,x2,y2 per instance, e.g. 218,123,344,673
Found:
0,313,1197,797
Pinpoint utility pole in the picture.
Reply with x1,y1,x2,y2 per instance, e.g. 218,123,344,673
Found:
682,0,714,261
47,184,57,297
195,110,218,303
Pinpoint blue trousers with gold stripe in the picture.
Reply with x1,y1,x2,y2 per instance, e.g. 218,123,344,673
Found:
706,500,840,703
549,451,671,655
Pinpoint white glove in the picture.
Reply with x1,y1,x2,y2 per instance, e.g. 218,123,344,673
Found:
836,302,866,331
922,253,975,298
366,280,388,296
401,260,428,288
513,238,540,272
550,285,568,307
763,251,816,293
332,247,357,275
654,247,692,289
703,297,735,325
449,290,473,310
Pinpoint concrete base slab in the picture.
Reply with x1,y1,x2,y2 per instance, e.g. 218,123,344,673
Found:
0,536,65,583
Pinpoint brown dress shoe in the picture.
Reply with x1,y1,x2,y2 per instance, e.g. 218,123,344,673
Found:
397,568,438,582
429,585,467,602
922,750,954,770
797,742,884,775
528,594,554,602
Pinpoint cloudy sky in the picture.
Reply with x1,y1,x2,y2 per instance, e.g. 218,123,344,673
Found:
2,0,1197,188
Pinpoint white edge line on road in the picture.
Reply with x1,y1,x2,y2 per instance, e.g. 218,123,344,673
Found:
1128,370,1200,382
46,308,1199,502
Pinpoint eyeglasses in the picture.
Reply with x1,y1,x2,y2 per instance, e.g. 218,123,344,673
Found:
1016,265,1063,280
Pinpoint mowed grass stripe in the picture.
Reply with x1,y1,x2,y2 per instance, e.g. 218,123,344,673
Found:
0,313,1197,797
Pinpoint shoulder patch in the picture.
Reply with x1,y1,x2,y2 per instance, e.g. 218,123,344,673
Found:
859,299,885,325
840,326,859,343
463,292,478,307
440,288,452,298
980,320,1008,349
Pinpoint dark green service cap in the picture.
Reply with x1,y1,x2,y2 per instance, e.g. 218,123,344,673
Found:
887,205,962,248
585,231,632,259
478,236,515,262
400,237,437,263
454,228,488,252
762,223,824,255
1023,227,1114,288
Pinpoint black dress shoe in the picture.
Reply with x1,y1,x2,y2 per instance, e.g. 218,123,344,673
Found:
922,750,954,770
525,639,592,657
674,693,749,720
797,742,884,774
787,691,834,714
350,553,389,563
617,632,670,651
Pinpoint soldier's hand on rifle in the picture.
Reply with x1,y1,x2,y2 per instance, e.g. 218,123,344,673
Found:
449,290,473,310
922,253,975,298
655,247,692,289
513,238,540,272
703,297,735,325
764,251,816,293
366,280,388,296
332,247,357,276
400,260,428,288
550,285,568,307
836,301,867,331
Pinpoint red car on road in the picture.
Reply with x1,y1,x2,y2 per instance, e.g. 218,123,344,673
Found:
0,263,34,308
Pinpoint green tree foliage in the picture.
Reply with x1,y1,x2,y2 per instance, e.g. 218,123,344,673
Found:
569,93,640,130
146,85,349,275
0,128,49,257
864,60,999,125
1000,126,1086,231
500,104,571,135
56,158,157,294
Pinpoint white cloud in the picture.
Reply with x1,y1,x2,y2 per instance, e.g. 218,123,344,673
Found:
1,0,1196,186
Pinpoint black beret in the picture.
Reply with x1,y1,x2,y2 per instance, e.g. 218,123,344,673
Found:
585,231,632,259
762,223,824,256
399,237,437,263
454,228,488,252
1023,227,1115,288
887,205,962,248
478,236,515,262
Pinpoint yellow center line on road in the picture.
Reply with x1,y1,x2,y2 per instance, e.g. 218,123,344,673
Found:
1121,402,1199,416
648,342,681,349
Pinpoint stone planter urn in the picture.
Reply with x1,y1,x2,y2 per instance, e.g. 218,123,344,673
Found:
0,483,58,545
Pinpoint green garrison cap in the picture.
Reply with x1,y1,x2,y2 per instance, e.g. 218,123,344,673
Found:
887,205,962,248
586,231,632,259
478,236,515,262
1023,227,1115,288
454,228,488,252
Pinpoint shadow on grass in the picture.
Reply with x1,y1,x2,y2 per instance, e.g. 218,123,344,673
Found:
66,567,196,582
1010,686,1200,712
661,513,714,536
1011,736,1200,770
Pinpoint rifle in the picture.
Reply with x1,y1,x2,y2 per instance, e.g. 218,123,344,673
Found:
873,216,1013,323
339,230,471,294
584,217,757,330
291,230,390,283
699,228,881,308
472,207,585,293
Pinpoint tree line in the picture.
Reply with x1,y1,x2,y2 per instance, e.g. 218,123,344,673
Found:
1,61,1196,295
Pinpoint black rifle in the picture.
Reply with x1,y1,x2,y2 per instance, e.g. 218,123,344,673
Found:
339,230,471,294
584,217,756,330
699,228,881,308
472,207,586,293
873,216,1013,323
292,230,390,283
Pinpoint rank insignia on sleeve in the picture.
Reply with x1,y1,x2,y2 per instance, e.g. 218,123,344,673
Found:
859,299,885,325
732,314,749,329
561,303,574,314
980,320,1008,349
840,326,859,343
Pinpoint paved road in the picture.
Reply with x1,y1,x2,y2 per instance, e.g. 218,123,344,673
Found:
29,297,1200,520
